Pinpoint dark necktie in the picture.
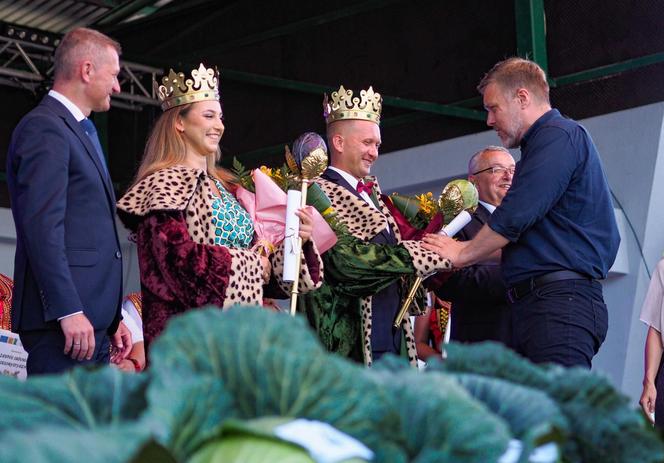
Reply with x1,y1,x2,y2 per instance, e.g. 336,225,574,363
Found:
356,179,375,195
79,118,109,177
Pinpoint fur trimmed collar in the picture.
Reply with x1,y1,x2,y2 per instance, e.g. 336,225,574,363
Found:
117,165,207,231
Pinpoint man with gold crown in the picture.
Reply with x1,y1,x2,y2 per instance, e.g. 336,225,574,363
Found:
300,85,453,366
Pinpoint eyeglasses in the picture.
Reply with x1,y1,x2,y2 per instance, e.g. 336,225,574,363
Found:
472,166,515,176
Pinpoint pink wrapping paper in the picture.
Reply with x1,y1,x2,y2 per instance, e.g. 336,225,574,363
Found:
235,169,337,255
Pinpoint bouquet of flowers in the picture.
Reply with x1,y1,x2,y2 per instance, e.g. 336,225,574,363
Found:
386,179,479,325
231,133,341,256
383,179,479,241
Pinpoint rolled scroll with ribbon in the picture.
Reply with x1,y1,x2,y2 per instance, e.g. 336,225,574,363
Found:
439,210,472,238
286,132,329,316
283,190,303,282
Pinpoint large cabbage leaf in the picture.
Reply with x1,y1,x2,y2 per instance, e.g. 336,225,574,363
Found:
148,305,327,380
450,372,567,462
0,423,175,463
545,368,664,463
142,376,238,461
435,341,664,463
378,354,567,462
149,306,407,462
370,366,512,463
430,342,551,389
0,366,149,432
3,308,661,463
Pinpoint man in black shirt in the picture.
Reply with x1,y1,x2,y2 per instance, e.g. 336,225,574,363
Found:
424,57,620,368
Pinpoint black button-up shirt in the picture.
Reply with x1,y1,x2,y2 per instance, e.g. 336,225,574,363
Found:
489,109,620,286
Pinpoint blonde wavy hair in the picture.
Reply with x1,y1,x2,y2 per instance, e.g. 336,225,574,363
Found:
132,103,236,189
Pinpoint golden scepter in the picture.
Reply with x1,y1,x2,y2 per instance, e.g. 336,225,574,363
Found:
393,179,478,328
285,133,329,316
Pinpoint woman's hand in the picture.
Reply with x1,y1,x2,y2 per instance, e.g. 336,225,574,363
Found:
296,207,314,243
641,326,663,425
640,380,657,424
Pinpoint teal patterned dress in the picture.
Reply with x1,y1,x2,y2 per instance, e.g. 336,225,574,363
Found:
210,179,254,249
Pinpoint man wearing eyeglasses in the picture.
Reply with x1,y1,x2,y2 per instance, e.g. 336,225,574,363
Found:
424,58,620,369
431,147,514,346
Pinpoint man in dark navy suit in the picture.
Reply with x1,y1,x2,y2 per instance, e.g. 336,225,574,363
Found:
433,146,514,345
6,27,131,375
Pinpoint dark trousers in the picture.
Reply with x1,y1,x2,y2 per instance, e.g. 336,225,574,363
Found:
370,286,403,363
451,305,512,345
510,279,608,369
655,356,664,429
371,322,403,362
20,329,111,375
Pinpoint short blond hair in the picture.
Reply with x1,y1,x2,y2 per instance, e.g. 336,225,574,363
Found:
477,57,549,104
53,27,121,81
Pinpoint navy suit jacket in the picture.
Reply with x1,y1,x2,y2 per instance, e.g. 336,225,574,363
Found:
6,95,123,335
434,204,511,344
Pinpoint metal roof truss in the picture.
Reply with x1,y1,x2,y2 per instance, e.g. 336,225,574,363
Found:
0,21,160,111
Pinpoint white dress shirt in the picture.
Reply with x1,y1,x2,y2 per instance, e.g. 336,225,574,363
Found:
478,200,497,214
48,90,86,122
328,166,378,210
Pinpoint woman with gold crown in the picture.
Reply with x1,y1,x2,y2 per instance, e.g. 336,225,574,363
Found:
116,64,323,353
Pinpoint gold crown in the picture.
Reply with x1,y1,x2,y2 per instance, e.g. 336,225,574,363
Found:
323,85,382,125
154,63,220,111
